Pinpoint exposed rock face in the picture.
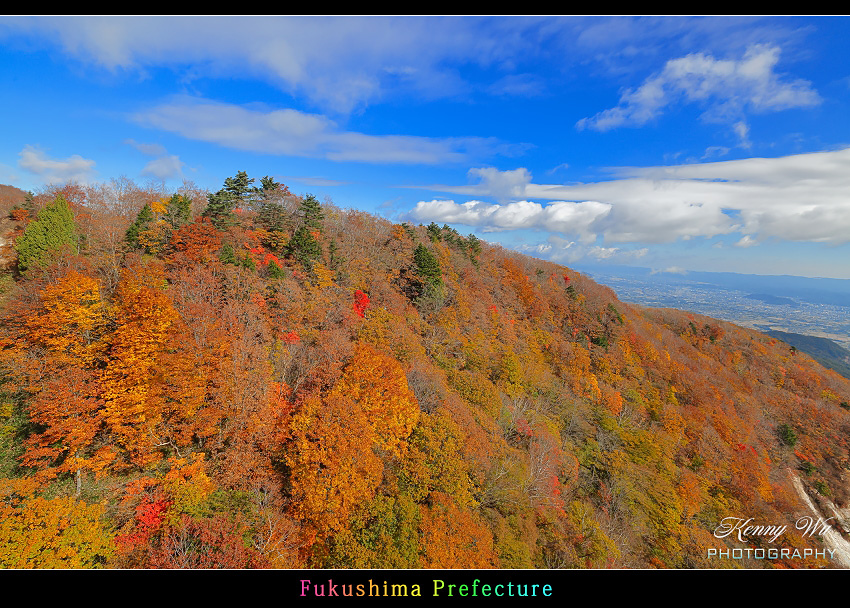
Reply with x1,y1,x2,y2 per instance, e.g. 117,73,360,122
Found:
0,217,22,271
790,470,850,568
0,184,28,271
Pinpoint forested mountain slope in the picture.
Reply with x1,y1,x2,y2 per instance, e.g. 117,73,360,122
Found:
1,174,848,569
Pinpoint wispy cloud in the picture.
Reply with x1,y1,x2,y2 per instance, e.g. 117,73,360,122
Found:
133,96,512,165
0,16,554,115
577,44,821,142
518,236,648,265
124,139,185,180
283,176,350,188
124,139,167,157
650,266,688,275
17,145,96,184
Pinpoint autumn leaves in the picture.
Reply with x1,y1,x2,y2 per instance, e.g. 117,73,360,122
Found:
288,343,419,539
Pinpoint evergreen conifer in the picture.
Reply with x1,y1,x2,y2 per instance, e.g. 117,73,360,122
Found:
15,194,78,271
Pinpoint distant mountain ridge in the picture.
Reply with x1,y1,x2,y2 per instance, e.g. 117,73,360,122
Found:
746,293,800,307
575,263,850,307
766,329,850,380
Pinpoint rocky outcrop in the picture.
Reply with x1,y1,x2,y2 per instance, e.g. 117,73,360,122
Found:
790,469,850,568
0,217,20,271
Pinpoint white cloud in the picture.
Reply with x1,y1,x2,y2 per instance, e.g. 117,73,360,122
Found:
651,266,688,275
733,121,752,148
411,147,850,247
124,139,185,180
285,176,350,187
0,162,20,185
577,44,820,133
134,96,507,165
141,155,185,181
735,235,759,248
17,145,96,184
467,167,532,202
406,198,611,242
488,73,546,97
702,146,731,159
518,237,647,265
0,16,549,115
124,139,167,157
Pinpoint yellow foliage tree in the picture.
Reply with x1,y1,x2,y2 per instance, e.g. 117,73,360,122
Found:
0,480,114,568
24,269,107,366
328,343,419,457
99,258,181,467
287,393,383,539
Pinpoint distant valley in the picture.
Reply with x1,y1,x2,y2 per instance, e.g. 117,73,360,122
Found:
575,263,850,377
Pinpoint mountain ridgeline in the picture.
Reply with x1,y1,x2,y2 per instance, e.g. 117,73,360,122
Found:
0,174,849,569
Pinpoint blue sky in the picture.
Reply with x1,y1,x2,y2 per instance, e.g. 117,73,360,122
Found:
2,16,850,278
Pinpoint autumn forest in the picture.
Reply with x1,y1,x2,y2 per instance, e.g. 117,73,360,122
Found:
1,172,849,569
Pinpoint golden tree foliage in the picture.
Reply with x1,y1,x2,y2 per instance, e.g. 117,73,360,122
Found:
21,368,113,485
287,393,383,539
0,480,114,568
99,257,182,467
418,492,498,568
328,343,419,457
23,269,107,366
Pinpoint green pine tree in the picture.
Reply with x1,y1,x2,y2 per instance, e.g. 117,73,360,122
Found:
466,233,481,266
297,194,324,232
165,194,192,229
219,243,238,265
125,203,155,248
267,258,286,279
241,251,256,271
413,243,442,287
328,238,345,270
287,225,322,270
258,200,289,233
15,195,78,272
203,171,261,229
260,175,281,192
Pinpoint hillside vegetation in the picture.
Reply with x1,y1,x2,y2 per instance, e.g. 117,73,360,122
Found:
1,173,849,569
766,330,850,380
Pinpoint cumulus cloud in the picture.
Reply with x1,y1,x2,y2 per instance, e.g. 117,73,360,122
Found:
406,198,612,242
134,96,507,164
17,145,96,184
735,235,759,248
577,44,820,134
410,147,850,247
467,167,532,202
